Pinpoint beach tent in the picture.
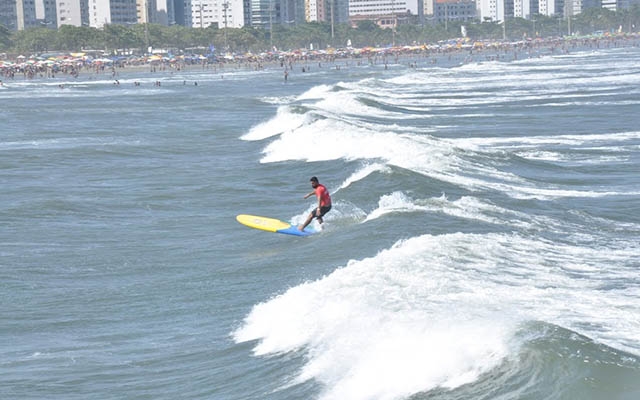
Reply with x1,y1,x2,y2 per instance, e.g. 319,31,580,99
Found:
92,58,114,64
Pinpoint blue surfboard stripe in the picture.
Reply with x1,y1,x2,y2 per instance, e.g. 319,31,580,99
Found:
276,226,316,237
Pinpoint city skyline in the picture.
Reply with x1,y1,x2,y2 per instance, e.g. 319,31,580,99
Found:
1,0,637,31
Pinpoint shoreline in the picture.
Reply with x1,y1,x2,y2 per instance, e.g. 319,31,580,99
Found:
2,34,639,85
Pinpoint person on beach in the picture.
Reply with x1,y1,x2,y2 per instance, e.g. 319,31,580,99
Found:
299,176,332,231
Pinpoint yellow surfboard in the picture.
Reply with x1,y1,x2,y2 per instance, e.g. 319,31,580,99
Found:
236,214,316,237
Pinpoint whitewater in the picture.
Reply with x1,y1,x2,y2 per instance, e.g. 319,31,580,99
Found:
2,46,639,400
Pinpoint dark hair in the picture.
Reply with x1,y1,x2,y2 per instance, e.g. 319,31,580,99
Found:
310,176,319,183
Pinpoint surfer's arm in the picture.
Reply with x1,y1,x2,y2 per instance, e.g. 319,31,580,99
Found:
303,191,315,199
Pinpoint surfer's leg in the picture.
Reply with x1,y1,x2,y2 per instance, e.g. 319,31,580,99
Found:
298,212,314,231
316,205,330,225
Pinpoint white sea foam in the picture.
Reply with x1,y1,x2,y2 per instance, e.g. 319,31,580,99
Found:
385,56,640,110
258,110,638,199
362,193,547,231
337,163,391,191
363,191,426,222
234,233,517,399
517,150,629,165
297,84,334,100
241,106,309,141
454,131,639,177
246,49,640,202
436,195,536,229
0,137,140,151
314,90,407,119
259,95,297,105
235,232,640,399
233,48,640,399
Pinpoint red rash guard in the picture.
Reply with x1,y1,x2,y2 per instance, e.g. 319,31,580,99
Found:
315,184,331,207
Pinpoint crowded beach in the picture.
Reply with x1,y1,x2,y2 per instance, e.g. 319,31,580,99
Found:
1,32,639,82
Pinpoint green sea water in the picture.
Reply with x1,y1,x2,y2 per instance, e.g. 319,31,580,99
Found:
2,47,640,400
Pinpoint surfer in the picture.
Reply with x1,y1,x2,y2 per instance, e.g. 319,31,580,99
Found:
299,176,332,231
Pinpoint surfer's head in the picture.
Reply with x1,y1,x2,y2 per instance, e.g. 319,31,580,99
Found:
310,176,319,188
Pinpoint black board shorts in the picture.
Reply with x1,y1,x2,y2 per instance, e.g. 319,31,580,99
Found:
314,205,332,218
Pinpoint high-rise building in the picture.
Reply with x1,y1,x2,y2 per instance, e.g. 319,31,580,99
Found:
503,0,513,16
325,0,348,23
280,0,305,24
57,0,88,27
242,0,250,24
250,0,276,27
138,0,175,24
1,0,43,29
191,0,244,28
476,0,503,21
87,0,138,27
514,0,526,17
528,0,540,15
618,0,640,9
0,0,17,29
581,0,601,10
478,0,561,21
38,0,58,26
305,0,325,21
423,0,434,15
349,0,417,18
538,0,563,15
250,0,308,28
434,0,476,23
174,0,193,25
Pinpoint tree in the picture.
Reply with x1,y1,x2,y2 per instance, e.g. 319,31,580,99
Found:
356,20,379,33
102,24,140,53
226,26,264,52
0,24,12,50
55,25,102,51
576,7,617,34
396,24,423,45
11,27,56,53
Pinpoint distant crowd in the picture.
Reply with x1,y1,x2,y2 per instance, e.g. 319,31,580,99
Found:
1,33,639,81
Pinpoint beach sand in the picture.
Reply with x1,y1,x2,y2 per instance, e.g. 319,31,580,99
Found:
3,35,639,84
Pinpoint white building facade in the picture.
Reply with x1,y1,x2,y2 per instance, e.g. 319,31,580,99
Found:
57,0,84,26
190,0,243,28
88,0,111,27
87,0,138,28
475,0,502,21
349,0,419,17
305,0,323,21
513,0,530,17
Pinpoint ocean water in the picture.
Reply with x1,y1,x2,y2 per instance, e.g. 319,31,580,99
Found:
2,47,640,400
